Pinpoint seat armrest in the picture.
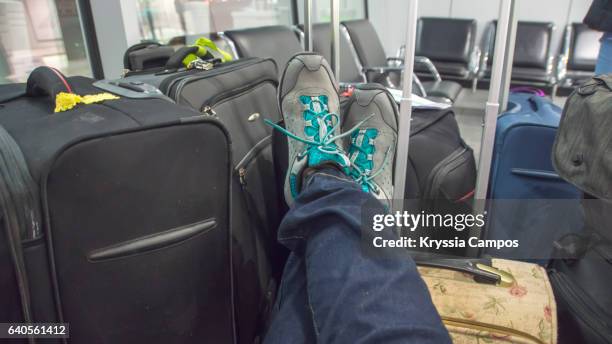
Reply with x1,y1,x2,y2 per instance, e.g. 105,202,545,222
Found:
414,56,442,81
469,47,482,76
556,53,568,85
547,55,557,83
396,44,406,60
387,57,404,67
363,66,404,88
362,66,428,97
478,47,490,79
364,66,404,73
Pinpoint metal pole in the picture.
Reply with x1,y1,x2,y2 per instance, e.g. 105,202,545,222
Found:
330,0,340,77
392,0,418,210
473,0,515,214
499,0,517,112
304,0,313,51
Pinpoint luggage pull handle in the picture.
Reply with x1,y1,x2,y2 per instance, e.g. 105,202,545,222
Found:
123,40,162,70
164,46,201,70
415,257,515,287
26,66,73,100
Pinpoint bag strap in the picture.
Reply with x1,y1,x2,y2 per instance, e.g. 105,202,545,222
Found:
192,37,233,63
165,37,234,70
0,125,42,343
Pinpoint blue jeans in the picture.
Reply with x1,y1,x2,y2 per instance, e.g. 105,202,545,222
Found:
595,32,612,75
263,168,451,344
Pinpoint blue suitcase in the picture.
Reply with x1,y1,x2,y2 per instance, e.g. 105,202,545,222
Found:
485,92,582,261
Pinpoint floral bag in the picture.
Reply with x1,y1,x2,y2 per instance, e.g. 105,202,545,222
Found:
419,259,557,344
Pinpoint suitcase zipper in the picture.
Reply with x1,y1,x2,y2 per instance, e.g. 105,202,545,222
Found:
201,106,217,117
158,58,251,94
201,77,278,111
168,58,270,100
423,145,470,200
548,270,612,340
238,167,247,185
441,316,546,344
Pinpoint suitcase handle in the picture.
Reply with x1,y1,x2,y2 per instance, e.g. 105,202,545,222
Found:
25,66,73,99
123,40,162,69
527,94,554,113
415,257,515,287
164,46,200,69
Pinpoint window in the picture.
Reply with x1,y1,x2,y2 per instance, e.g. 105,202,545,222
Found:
0,0,91,84
135,0,294,44
296,0,366,24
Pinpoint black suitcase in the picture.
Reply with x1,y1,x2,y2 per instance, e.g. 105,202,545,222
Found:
0,67,234,343
400,107,477,257
548,197,612,344
102,56,286,343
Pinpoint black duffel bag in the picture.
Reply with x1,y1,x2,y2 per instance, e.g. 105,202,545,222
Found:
549,75,612,344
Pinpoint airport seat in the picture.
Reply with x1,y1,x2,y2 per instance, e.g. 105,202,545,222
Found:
221,25,303,69
478,21,556,86
557,23,601,87
295,23,443,102
415,17,479,82
341,19,462,103
297,22,366,84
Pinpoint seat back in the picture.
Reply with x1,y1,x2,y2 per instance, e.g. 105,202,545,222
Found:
416,17,476,65
486,21,554,70
514,22,554,69
340,19,388,68
222,25,303,69
567,23,601,72
301,23,365,83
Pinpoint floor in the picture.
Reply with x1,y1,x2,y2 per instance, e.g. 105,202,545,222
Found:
452,88,568,164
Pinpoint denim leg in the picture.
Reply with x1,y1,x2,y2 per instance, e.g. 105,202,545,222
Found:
275,168,451,344
595,33,612,75
263,253,316,344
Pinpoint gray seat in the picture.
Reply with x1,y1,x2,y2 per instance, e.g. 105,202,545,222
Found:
301,22,365,84
222,25,303,70
341,19,462,102
558,23,601,87
479,21,556,87
415,17,479,81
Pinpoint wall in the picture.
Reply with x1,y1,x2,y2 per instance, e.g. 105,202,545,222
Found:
368,0,593,57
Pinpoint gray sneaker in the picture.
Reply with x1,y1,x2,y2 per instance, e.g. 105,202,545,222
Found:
266,53,353,206
342,84,399,208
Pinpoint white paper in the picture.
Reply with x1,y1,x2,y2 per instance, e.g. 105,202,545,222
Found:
387,88,451,110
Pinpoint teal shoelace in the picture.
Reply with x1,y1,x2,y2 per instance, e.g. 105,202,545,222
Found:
348,128,393,193
264,95,374,168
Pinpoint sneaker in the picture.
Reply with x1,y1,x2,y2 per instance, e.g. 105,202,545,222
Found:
266,53,354,206
342,84,399,208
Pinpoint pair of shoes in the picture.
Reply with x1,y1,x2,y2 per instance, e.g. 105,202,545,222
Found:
266,53,398,208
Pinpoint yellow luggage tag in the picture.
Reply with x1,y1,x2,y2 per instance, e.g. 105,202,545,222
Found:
181,37,233,69
55,92,119,113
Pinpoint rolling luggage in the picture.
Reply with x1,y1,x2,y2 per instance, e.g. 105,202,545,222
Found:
420,258,558,344
485,91,582,260
403,106,477,217
548,75,612,344
102,55,285,343
0,67,233,343
402,105,477,257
